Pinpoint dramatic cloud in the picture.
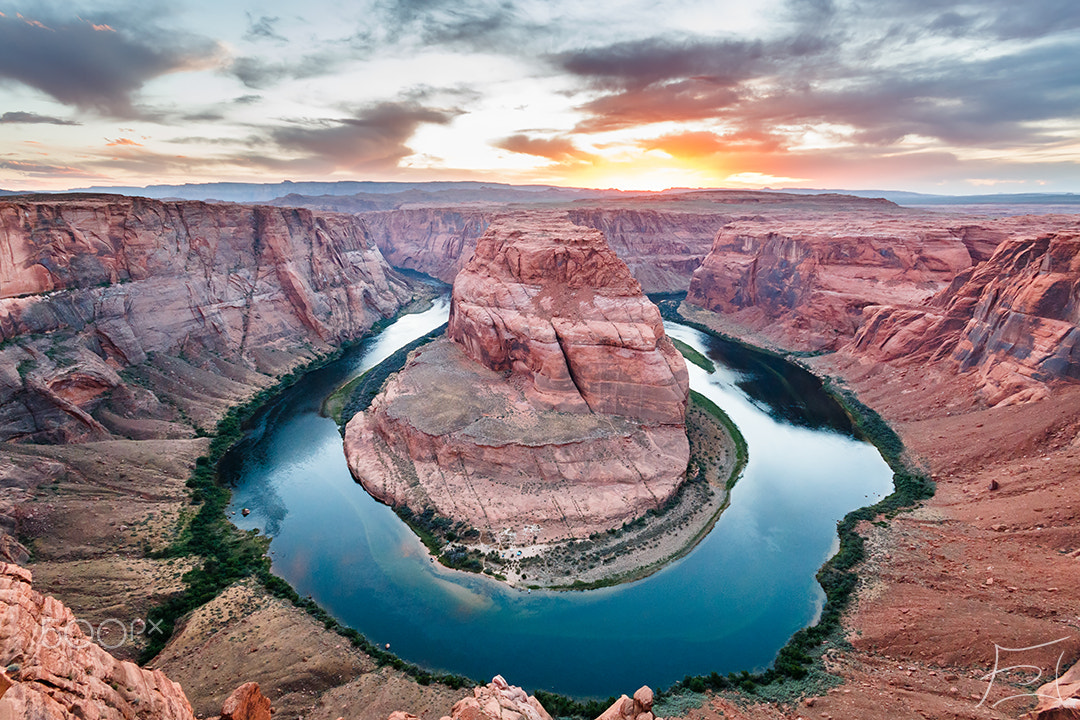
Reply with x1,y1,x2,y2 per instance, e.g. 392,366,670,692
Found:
0,11,223,118
268,101,462,170
378,0,535,50
0,111,79,125
555,3,1080,150
556,37,769,91
494,134,593,162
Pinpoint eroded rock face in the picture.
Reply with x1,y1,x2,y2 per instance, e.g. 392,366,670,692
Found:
219,681,272,720
685,213,1080,360
0,562,195,719
685,216,982,351
346,213,689,543
0,195,412,442
853,229,1080,406
448,213,689,423
1030,657,1080,719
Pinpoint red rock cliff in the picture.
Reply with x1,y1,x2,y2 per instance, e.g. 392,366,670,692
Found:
684,214,1080,352
448,212,689,424
0,195,413,442
852,229,1080,405
0,562,195,719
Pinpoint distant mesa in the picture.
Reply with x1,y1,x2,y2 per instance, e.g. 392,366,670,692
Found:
343,211,690,545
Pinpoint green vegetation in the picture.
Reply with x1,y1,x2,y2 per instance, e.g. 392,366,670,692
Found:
16,358,37,379
335,323,448,425
533,690,618,720
689,390,747,491
671,337,715,373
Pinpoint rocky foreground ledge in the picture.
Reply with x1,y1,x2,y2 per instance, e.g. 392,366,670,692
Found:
345,212,692,548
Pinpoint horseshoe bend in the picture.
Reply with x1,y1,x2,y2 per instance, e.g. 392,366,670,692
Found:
343,212,742,585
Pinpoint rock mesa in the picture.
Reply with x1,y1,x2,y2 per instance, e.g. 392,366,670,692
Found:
345,212,689,543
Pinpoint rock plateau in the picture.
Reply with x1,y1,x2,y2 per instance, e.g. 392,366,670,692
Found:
345,212,690,543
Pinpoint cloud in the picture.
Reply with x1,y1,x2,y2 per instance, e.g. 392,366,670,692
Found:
268,101,462,170
105,137,143,147
0,11,224,118
0,110,79,125
228,52,343,89
494,134,594,162
377,0,533,50
552,1,1080,150
0,158,98,177
244,13,285,42
555,36,768,91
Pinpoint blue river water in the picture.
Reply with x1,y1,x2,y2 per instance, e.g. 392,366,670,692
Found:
224,296,893,698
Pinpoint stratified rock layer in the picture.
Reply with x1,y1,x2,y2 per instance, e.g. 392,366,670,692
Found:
0,195,412,442
346,213,689,543
0,562,195,719
852,230,1080,405
684,214,1080,352
448,213,689,423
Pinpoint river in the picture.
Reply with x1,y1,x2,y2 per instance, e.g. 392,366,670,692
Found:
223,296,893,697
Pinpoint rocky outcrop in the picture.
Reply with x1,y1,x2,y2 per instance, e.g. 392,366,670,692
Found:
1029,657,1080,719
219,682,272,720
685,216,983,350
0,195,413,442
852,229,1080,405
596,686,656,720
345,213,690,543
685,214,1080,353
444,675,553,720
0,562,195,719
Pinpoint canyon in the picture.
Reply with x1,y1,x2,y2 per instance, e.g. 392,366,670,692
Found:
0,189,1078,720
344,212,693,547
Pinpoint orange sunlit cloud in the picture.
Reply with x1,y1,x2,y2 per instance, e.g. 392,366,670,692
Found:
106,138,143,147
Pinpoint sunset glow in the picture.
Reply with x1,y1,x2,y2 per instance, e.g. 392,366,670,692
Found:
1,0,1078,193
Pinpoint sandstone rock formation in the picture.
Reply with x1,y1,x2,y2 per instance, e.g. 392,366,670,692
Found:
0,195,413,442
219,681,273,720
346,213,690,543
596,685,656,720
685,213,1080,369
0,562,195,719
685,216,990,350
447,213,689,422
444,675,553,720
852,229,1080,406
1029,657,1080,719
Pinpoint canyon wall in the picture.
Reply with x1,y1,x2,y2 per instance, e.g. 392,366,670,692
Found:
685,213,1080,404
0,562,195,719
852,229,1080,405
0,195,413,443
362,207,725,293
684,216,986,350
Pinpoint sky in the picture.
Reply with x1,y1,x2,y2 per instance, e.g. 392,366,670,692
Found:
1,0,1079,193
